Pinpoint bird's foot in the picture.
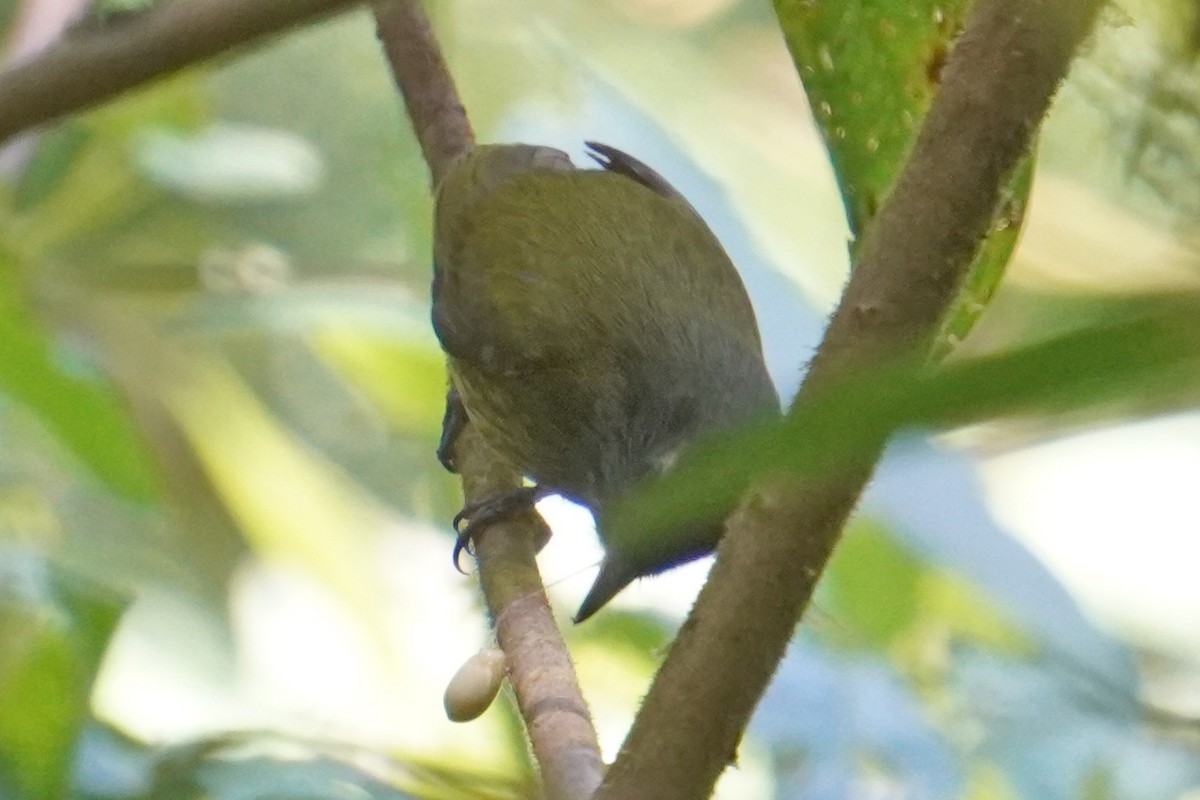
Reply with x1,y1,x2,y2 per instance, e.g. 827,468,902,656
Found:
452,486,544,572
437,386,468,473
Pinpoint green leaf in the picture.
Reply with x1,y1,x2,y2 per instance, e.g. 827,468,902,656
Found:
773,0,968,237
914,571,1030,654
823,518,922,649
933,152,1036,358
0,557,127,800
603,297,1200,552
773,0,1033,352
0,248,159,500
0,274,159,500
820,520,1030,658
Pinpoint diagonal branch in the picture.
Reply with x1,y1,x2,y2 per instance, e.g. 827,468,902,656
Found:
370,2,603,798
0,0,362,145
371,0,471,186
452,427,605,800
596,1,1108,798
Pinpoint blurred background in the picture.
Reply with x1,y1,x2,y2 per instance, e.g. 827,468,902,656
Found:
1,0,1199,798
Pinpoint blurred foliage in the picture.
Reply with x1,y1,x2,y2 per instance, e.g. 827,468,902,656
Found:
0,556,124,800
0,245,159,500
606,297,1200,549
70,721,533,800
1,0,1199,799
133,731,531,800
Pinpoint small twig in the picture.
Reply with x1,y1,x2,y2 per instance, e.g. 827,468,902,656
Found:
370,2,602,797
0,0,363,145
596,0,1108,797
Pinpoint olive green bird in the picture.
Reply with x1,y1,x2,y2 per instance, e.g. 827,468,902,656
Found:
433,142,778,622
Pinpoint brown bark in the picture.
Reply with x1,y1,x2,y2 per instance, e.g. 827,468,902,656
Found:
597,1,1108,797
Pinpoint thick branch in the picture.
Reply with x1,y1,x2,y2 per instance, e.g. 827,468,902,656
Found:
0,0,362,145
369,3,601,797
597,1,1107,797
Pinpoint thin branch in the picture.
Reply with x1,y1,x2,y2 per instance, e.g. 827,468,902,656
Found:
371,0,472,186
0,0,363,146
369,2,602,797
455,427,605,800
596,0,1108,797
0,0,596,791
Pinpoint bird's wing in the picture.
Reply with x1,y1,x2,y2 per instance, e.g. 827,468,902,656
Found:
587,142,766,355
584,141,687,203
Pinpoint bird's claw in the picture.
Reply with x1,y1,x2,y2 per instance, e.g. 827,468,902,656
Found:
451,507,478,573
452,527,475,574
437,387,468,473
448,487,543,574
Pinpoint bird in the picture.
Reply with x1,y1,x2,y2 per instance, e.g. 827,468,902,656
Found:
431,141,779,622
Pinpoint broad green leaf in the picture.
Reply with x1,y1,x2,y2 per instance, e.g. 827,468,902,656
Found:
166,286,458,516
773,0,1035,352
0,249,159,500
823,519,1030,655
570,609,673,660
603,298,1200,552
823,518,922,649
774,0,970,236
0,556,126,800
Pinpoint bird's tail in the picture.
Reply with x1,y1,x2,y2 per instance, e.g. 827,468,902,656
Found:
574,557,635,623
